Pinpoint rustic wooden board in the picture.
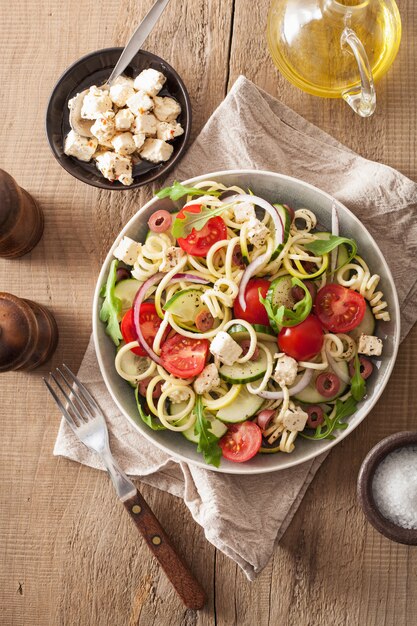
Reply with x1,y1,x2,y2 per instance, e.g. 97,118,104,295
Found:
1,0,416,624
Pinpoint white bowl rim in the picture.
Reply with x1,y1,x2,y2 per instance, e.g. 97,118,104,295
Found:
92,169,401,475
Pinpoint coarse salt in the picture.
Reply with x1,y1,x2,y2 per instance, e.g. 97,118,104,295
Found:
372,446,417,530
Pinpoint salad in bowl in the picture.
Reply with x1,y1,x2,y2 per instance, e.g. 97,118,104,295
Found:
96,172,399,470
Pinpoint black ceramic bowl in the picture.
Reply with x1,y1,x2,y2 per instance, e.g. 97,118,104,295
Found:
46,48,192,190
357,431,417,545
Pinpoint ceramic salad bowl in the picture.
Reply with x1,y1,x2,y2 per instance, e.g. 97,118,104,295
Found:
92,169,400,474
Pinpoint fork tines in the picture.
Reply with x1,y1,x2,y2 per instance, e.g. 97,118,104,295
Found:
44,364,100,431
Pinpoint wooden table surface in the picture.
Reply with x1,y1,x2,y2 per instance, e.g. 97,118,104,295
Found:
1,1,416,624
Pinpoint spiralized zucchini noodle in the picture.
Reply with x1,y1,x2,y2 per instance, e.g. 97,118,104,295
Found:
108,179,390,462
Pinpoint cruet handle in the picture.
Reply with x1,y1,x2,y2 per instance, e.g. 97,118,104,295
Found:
340,27,376,117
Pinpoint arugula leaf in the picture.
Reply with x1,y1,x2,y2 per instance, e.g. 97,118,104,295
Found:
351,353,366,401
304,235,357,269
300,396,357,440
156,181,221,202
135,387,166,430
172,203,227,239
99,259,123,346
194,396,222,467
259,294,280,333
259,278,312,329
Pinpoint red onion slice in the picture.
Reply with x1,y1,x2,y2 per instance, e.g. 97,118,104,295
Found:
256,367,313,399
256,409,275,430
132,272,210,363
227,194,284,311
172,273,210,284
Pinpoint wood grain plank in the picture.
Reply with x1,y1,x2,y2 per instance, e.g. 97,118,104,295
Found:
1,0,417,624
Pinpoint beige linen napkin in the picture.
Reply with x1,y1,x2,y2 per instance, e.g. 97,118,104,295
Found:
54,76,417,580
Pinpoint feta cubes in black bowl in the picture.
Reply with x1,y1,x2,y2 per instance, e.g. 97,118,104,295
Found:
46,48,191,190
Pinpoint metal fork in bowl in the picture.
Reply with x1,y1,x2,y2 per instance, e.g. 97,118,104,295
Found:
44,364,206,610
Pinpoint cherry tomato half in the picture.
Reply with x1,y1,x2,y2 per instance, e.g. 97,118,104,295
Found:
315,284,366,333
160,333,209,378
177,203,227,257
233,278,271,326
121,303,167,357
278,314,324,361
219,421,262,463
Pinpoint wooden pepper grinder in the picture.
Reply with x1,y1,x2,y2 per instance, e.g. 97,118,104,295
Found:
0,293,58,372
0,169,44,258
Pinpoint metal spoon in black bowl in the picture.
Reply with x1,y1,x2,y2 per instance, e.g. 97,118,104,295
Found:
69,0,171,138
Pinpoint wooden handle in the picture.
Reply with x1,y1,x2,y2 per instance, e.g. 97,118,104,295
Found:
123,490,206,609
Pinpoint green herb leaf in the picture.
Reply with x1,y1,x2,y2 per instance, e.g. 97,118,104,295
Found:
99,259,123,346
172,203,227,239
300,396,357,440
304,235,357,269
258,292,280,333
351,353,366,401
259,278,312,329
194,396,222,467
156,181,221,202
135,387,166,430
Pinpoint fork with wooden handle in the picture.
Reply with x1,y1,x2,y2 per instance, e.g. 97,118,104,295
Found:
44,364,206,610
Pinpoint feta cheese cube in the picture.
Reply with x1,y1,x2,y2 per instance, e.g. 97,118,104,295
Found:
159,246,184,272
90,111,116,144
133,68,166,96
81,86,113,120
95,151,133,186
64,130,98,162
282,406,308,431
273,355,298,387
153,96,181,122
133,133,146,151
156,121,184,142
193,364,220,395
357,334,383,357
132,113,157,136
113,236,141,265
126,91,154,115
114,108,134,131
247,217,270,248
109,82,136,108
209,332,243,366
140,138,173,163
233,202,256,223
111,132,136,156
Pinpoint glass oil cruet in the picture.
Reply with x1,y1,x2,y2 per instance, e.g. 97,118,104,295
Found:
267,0,402,117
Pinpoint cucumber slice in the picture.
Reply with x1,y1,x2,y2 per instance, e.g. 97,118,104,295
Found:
216,386,264,423
219,343,276,384
267,275,295,309
271,204,291,260
293,361,349,404
163,288,205,324
349,303,376,341
227,323,276,343
114,278,141,315
117,347,151,379
169,402,227,443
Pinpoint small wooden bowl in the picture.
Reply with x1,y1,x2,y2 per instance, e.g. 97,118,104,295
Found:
357,432,417,545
